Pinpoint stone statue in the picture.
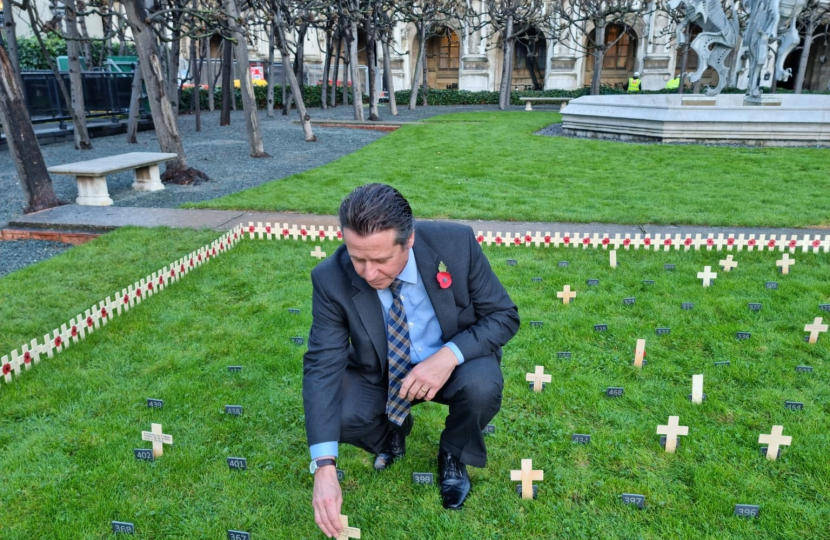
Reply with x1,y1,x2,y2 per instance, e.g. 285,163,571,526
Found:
743,0,808,98
668,0,739,96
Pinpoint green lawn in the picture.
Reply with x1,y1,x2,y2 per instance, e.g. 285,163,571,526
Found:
2,228,829,539
187,112,830,228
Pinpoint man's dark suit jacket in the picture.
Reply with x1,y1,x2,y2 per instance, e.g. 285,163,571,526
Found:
302,221,520,449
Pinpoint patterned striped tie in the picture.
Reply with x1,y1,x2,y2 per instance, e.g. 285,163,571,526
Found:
386,278,413,426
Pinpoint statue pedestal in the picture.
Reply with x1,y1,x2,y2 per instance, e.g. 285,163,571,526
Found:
743,96,783,107
681,96,717,106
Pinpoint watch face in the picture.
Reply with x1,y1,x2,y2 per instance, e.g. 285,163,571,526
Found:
309,460,317,475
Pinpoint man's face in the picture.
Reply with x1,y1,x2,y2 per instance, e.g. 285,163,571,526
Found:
343,228,414,290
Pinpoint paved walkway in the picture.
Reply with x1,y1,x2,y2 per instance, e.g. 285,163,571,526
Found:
7,204,828,239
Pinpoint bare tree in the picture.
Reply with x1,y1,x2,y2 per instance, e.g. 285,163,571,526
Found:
554,0,649,95
63,0,93,149
2,0,23,83
0,44,64,213
122,0,208,183
794,0,830,93
273,0,317,140
223,0,269,156
484,0,550,108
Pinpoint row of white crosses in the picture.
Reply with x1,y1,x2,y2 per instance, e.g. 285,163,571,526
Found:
246,222,342,242
475,231,830,253
0,226,245,389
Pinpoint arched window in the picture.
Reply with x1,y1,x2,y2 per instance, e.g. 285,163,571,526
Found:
426,28,460,89
585,24,637,72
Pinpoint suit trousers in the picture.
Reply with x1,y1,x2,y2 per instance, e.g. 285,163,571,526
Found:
339,354,503,468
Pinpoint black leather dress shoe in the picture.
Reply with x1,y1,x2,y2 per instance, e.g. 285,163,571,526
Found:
373,414,413,470
438,451,471,510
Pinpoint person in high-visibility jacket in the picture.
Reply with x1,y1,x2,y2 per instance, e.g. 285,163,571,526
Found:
666,76,680,90
625,72,641,92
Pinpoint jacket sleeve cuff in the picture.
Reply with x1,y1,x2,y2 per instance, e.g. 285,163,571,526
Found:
310,441,339,460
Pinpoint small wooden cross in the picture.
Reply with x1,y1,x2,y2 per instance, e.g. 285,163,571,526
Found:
697,266,717,287
719,255,738,272
691,374,704,404
141,423,173,457
804,317,828,344
557,285,576,304
656,416,688,453
776,253,795,274
481,231,496,245
633,339,646,368
510,459,543,500
610,250,617,268
310,245,327,260
758,425,792,461
336,515,361,540
526,366,551,392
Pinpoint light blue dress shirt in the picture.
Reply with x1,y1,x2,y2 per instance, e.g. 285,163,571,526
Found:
310,249,464,460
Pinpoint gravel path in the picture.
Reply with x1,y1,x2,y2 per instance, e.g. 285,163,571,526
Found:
0,104,524,277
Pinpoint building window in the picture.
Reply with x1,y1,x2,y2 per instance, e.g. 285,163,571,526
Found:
586,24,637,72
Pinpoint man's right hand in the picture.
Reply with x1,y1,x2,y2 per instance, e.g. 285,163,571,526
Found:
312,465,343,538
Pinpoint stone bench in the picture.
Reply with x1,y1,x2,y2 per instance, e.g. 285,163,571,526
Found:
47,152,178,206
519,97,571,111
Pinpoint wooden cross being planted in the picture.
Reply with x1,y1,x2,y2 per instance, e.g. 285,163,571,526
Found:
526,366,551,392
311,245,327,260
141,423,173,457
776,253,796,275
719,254,738,272
510,459,544,500
804,317,828,344
697,266,717,287
336,515,361,540
656,416,688,453
557,285,577,304
758,425,792,461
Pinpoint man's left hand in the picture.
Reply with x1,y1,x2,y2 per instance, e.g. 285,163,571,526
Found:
399,347,458,402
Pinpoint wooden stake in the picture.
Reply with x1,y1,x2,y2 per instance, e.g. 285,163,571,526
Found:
804,317,828,344
656,416,688,453
525,366,551,392
691,374,704,404
510,459,543,500
141,423,173,457
610,250,617,268
776,253,795,274
557,285,577,304
697,266,717,287
758,425,791,461
633,339,646,368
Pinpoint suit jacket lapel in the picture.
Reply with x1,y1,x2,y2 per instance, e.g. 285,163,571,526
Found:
414,236,457,341
347,262,387,368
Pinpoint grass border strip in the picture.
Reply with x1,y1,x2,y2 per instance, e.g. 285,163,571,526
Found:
2,221,828,389
0,226,245,389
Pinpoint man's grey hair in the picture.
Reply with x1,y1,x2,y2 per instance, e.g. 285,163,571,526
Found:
339,183,414,246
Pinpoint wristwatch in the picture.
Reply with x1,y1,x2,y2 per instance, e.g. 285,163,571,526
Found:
309,458,337,475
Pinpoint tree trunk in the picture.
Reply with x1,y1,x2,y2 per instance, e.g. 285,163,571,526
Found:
64,0,93,149
381,35,397,116
191,9,201,133
678,26,690,95
332,32,342,107
409,24,425,109
349,21,363,120
3,1,22,85
224,0,268,157
367,37,379,120
420,43,428,107
167,11,183,114
282,59,292,115
0,45,63,213
123,0,206,183
126,63,143,143
321,29,332,110
275,15,316,142
267,22,276,117
342,36,350,106
76,3,94,67
794,15,815,94
591,21,606,95
206,37,215,112
220,38,232,125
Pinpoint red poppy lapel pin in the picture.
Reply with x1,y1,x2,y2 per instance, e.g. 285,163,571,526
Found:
437,262,452,289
